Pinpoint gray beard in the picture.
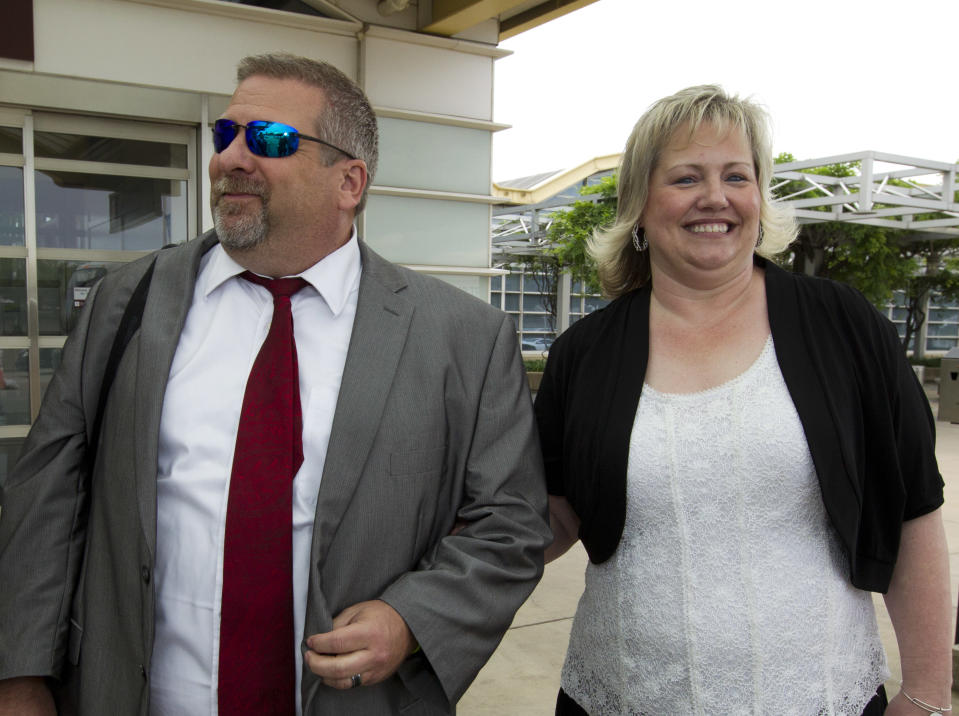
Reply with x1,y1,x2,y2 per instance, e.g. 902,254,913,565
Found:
213,202,268,250
211,176,269,250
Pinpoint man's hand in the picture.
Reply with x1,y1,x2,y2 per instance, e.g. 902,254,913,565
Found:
304,600,416,690
0,677,56,716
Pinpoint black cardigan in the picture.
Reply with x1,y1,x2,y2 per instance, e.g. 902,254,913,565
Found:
535,258,943,593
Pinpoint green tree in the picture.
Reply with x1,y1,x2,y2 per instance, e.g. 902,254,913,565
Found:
544,174,616,292
503,176,614,330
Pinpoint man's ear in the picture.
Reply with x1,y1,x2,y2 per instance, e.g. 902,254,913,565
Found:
336,160,368,211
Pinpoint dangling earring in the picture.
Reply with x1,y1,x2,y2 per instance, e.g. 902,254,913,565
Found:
756,224,764,248
631,225,648,252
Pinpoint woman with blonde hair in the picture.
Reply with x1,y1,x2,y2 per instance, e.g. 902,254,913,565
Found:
536,85,951,715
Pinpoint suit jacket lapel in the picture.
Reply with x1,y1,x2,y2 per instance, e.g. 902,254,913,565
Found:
310,242,413,567
135,233,218,557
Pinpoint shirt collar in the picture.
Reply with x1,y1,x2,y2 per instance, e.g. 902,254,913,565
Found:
202,226,361,317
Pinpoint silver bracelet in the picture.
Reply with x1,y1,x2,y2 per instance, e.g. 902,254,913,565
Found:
899,683,952,715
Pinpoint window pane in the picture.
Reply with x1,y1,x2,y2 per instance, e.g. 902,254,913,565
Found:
0,166,25,246
521,314,552,331
584,296,609,313
523,294,550,312
0,127,23,154
34,131,187,169
504,274,521,291
38,347,63,400
0,437,25,482
36,171,187,250
0,259,27,336
891,308,907,321
490,275,502,291
38,259,123,335
929,308,958,322
504,294,519,311
927,323,957,338
927,338,957,351
0,349,31,425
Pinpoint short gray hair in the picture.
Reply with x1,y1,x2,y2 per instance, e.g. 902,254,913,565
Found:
589,85,798,298
237,52,378,213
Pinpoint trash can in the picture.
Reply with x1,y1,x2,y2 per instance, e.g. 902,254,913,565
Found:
938,347,959,422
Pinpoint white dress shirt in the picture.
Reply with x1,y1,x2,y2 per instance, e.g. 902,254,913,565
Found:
150,233,361,716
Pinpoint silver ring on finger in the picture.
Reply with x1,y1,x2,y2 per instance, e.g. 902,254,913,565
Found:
351,673,362,689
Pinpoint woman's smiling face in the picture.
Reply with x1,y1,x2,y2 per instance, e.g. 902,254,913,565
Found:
641,122,761,287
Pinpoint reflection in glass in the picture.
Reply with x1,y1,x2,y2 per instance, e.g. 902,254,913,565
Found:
928,338,957,351
38,260,122,335
522,294,549,312
0,166,25,246
927,323,958,338
522,314,551,331
929,309,959,322
0,437,25,483
0,127,23,154
585,296,609,313
0,259,27,336
35,131,187,168
0,349,31,426
36,171,187,250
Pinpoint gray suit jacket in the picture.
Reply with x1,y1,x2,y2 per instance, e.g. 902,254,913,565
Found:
0,232,550,715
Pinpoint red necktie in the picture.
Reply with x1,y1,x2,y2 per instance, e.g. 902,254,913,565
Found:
218,271,308,715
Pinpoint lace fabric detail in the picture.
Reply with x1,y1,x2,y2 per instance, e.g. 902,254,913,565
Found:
562,337,889,715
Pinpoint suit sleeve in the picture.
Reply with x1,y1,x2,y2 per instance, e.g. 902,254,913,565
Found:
0,282,102,681
378,312,551,704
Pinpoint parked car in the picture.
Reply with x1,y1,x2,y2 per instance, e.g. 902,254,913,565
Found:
521,336,553,353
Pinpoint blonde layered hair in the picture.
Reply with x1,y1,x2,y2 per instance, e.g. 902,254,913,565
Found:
590,85,798,298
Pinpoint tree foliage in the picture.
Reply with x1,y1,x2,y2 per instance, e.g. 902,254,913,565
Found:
503,176,614,330
544,175,616,293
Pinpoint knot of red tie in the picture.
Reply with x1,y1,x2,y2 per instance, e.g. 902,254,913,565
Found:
240,270,309,299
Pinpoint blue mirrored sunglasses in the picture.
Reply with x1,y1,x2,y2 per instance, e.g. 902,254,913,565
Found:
212,119,356,160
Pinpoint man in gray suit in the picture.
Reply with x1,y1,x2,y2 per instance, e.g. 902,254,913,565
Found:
0,53,549,715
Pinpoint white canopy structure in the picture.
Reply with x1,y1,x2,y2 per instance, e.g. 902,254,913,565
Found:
774,152,959,240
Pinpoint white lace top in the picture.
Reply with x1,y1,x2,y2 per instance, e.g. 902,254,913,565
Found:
561,336,889,715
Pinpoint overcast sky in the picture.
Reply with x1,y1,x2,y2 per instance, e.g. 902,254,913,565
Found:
492,0,959,182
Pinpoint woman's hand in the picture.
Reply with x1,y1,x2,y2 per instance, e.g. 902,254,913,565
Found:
882,508,953,711
545,495,581,563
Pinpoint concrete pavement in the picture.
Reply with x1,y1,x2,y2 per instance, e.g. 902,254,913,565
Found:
459,387,959,714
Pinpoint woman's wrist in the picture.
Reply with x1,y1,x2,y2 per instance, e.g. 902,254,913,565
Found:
898,681,953,715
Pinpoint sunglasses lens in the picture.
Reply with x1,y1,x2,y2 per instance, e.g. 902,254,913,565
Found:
212,119,239,153
246,121,299,158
